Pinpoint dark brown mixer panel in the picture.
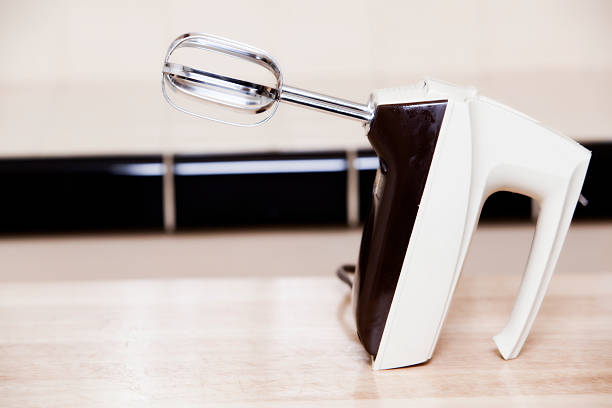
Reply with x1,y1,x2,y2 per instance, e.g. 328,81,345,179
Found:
352,100,448,356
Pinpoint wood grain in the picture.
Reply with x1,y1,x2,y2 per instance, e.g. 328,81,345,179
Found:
0,272,610,407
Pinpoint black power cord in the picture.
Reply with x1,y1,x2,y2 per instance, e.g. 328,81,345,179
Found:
335,264,356,288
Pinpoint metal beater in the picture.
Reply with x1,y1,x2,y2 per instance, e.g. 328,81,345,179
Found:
162,33,373,126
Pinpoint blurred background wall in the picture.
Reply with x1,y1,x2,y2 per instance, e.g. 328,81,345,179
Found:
0,0,609,277
0,0,611,157
0,0,610,234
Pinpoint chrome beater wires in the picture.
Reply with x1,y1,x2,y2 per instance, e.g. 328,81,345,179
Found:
162,33,373,127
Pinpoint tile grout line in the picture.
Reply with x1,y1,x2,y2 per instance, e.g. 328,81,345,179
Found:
346,150,359,227
163,154,176,232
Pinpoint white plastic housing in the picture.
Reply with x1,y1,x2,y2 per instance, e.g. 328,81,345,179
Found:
369,80,591,370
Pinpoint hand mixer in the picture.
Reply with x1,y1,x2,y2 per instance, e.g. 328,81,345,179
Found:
162,33,591,369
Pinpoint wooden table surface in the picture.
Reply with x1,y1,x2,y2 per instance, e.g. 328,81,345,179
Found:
1,270,611,406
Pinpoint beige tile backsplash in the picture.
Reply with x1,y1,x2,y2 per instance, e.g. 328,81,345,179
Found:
0,0,610,157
